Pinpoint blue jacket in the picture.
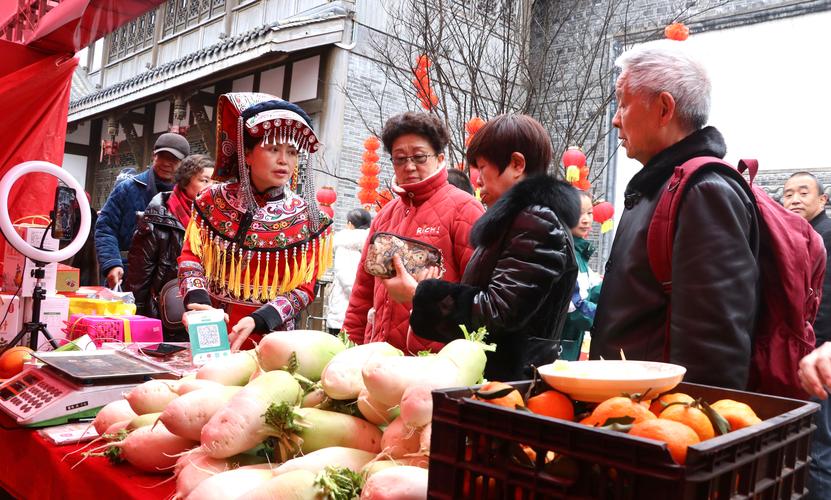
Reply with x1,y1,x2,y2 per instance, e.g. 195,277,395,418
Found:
95,168,171,275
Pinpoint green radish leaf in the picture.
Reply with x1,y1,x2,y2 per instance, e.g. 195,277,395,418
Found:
282,351,300,374
337,330,357,349
317,397,361,417
315,465,364,500
700,400,732,436
416,350,433,357
475,386,517,400
104,445,124,464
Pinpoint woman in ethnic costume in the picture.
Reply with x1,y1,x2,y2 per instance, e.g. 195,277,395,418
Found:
178,93,333,350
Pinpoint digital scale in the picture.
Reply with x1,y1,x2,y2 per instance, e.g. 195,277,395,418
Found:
0,350,172,428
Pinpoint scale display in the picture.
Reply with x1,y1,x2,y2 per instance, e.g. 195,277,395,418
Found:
32,350,170,381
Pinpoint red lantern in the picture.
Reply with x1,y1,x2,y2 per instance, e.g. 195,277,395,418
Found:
416,54,431,69
358,189,377,206
376,188,393,213
465,117,486,135
361,162,381,176
593,201,615,233
561,146,586,168
362,151,380,163
364,136,381,151
665,22,689,41
358,176,380,191
316,186,337,207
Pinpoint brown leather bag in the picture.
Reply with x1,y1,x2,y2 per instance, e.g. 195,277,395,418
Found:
159,279,188,342
363,231,443,279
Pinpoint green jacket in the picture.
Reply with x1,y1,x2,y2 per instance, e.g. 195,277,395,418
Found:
560,237,602,360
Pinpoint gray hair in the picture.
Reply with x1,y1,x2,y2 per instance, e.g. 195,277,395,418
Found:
615,39,711,131
175,154,215,189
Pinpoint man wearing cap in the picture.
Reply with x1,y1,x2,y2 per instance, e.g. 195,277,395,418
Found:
95,133,190,288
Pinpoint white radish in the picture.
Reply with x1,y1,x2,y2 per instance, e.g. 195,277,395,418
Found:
84,422,197,474
362,457,428,478
360,465,428,500
174,450,266,499
200,370,302,458
239,467,363,500
176,378,224,395
320,342,402,400
381,417,422,459
362,354,461,407
273,447,376,475
399,385,433,428
301,387,326,408
128,411,162,430
196,350,259,386
160,386,242,441
357,388,398,426
419,423,431,454
257,330,346,380
103,419,131,436
185,465,274,499
126,379,179,414
265,404,382,458
93,399,137,435
437,337,489,385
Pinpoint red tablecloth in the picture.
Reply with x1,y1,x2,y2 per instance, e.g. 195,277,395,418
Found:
0,414,175,499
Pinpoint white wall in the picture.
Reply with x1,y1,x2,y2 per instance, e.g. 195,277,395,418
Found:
612,10,831,224
62,153,87,190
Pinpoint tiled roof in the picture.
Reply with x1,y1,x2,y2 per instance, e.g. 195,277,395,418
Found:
68,1,351,115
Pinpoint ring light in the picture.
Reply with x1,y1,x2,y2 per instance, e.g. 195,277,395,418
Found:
0,161,91,263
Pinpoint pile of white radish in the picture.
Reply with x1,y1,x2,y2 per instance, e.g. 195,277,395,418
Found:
70,327,492,500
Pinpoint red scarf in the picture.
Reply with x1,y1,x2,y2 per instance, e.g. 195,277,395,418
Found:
167,185,193,228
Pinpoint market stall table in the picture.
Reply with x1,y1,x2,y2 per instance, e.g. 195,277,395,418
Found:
0,406,175,499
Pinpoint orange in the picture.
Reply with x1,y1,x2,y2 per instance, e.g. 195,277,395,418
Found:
585,396,656,427
0,346,33,379
629,419,700,465
474,381,524,409
649,392,694,416
526,390,575,421
711,399,762,431
659,404,715,441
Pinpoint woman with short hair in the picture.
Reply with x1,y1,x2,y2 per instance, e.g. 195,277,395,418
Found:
342,112,484,354
410,114,580,380
126,154,214,319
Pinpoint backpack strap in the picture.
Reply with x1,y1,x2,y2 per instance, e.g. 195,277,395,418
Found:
645,156,754,360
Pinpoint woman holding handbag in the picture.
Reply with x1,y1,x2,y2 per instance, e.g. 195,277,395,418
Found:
342,112,484,354
409,114,580,380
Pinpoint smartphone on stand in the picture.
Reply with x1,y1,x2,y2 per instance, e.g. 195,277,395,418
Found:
139,343,188,358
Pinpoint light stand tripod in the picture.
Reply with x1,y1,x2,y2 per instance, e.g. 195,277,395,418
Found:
2,263,59,352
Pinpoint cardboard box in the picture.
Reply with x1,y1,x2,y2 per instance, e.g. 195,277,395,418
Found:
0,294,23,349
23,294,69,351
56,264,80,293
2,224,58,297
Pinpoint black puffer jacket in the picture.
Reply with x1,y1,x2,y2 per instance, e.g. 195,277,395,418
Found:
810,211,831,346
126,192,185,318
411,175,580,381
590,127,760,390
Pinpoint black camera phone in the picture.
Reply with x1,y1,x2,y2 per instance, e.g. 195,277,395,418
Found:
139,343,188,358
51,185,79,241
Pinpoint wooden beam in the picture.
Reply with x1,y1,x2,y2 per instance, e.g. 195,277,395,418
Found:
85,119,102,202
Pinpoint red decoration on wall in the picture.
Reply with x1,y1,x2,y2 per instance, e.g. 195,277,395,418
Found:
562,146,590,191
665,22,689,41
316,186,337,219
464,117,486,147
359,135,382,210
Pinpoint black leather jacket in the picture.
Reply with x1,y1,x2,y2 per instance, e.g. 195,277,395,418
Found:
411,175,580,381
590,127,760,390
810,211,831,346
126,192,185,318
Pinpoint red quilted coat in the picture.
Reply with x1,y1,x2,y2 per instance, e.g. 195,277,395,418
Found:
343,167,484,354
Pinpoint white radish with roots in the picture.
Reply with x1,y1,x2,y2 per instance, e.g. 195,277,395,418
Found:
126,379,179,414
174,450,267,499
196,350,259,386
92,399,138,435
399,385,434,429
176,378,224,395
200,370,302,458
264,403,382,462
184,465,275,500
320,342,402,400
238,466,364,500
273,447,376,476
79,422,197,474
257,330,347,380
380,417,422,459
357,388,398,426
160,385,243,441
361,465,429,500
362,354,462,408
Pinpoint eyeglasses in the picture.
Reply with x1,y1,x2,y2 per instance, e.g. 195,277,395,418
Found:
391,154,436,167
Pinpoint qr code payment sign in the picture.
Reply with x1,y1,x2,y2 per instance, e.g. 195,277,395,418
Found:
196,324,221,348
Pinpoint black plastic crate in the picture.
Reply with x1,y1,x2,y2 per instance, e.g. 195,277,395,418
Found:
428,381,819,499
